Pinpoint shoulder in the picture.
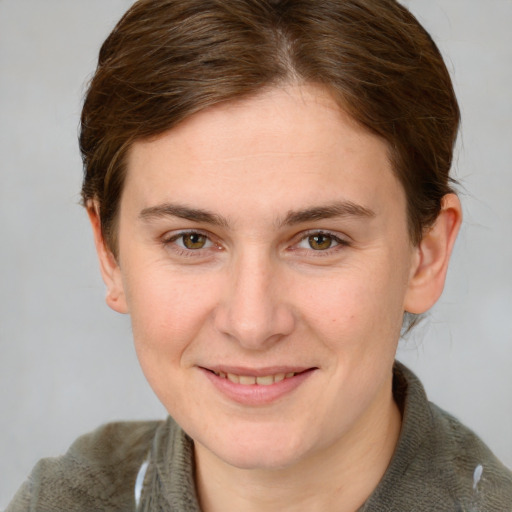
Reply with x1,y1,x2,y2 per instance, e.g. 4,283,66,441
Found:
428,402,512,509
6,420,163,512
362,363,512,511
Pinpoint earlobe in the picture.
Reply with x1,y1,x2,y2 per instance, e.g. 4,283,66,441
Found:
404,193,462,314
87,202,128,314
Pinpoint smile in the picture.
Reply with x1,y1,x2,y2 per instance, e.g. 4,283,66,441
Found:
202,366,316,405
212,371,298,386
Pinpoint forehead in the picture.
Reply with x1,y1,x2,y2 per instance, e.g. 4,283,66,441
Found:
123,84,404,224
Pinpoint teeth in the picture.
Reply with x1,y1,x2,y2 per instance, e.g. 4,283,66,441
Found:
256,375,274,386
227,373,239,383
239,375,256,385
215,371,297,385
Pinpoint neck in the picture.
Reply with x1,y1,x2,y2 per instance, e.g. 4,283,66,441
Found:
194,385,401,512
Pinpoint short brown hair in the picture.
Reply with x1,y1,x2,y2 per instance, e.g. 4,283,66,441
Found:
80,0,460,253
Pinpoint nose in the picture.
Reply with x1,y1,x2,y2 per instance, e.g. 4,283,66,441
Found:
213,251,296,350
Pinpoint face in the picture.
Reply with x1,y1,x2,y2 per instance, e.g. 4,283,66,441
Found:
107,84,420,470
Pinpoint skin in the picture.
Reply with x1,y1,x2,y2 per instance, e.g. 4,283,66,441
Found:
89,84,461,511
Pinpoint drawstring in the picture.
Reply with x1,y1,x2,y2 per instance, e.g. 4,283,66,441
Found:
134,457,150,510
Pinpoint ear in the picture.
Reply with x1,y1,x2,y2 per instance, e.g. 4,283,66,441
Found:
404,193,462,314
87,202,128,314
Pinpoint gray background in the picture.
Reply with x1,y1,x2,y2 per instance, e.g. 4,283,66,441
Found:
1,0,511,507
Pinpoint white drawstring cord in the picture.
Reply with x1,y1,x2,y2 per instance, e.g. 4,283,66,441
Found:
134,459,149,509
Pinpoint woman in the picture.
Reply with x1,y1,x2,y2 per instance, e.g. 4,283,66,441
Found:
7,0,512,510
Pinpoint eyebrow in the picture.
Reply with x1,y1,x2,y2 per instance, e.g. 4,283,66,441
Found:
139,200,375,228
139,203,229,227
280,201,375,226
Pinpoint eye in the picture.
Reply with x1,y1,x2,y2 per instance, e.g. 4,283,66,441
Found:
298,233,341,251
179,232,209,250
307,234,336,250
164,231,215,251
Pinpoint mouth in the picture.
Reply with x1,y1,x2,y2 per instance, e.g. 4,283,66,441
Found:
210,370,303,386
200,366,316,405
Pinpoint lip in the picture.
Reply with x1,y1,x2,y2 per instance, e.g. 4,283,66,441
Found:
199,366,317,406
205,365,312,377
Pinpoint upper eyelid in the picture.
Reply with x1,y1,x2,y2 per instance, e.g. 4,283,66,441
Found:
162,228,214,242
294,229,351,244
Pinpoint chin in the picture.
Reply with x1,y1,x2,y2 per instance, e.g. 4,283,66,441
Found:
195,423,313,471
213,446,304,471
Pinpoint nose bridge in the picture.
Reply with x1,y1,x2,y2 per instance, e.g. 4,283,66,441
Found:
214,246,294,349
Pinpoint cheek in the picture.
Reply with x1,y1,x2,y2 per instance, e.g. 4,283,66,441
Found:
124,268,219,362
124,269,222,414
298,258,409,348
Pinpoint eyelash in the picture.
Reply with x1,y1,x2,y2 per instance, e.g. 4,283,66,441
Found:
161,230,219,258
293,230,350,255
161,229,350,257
